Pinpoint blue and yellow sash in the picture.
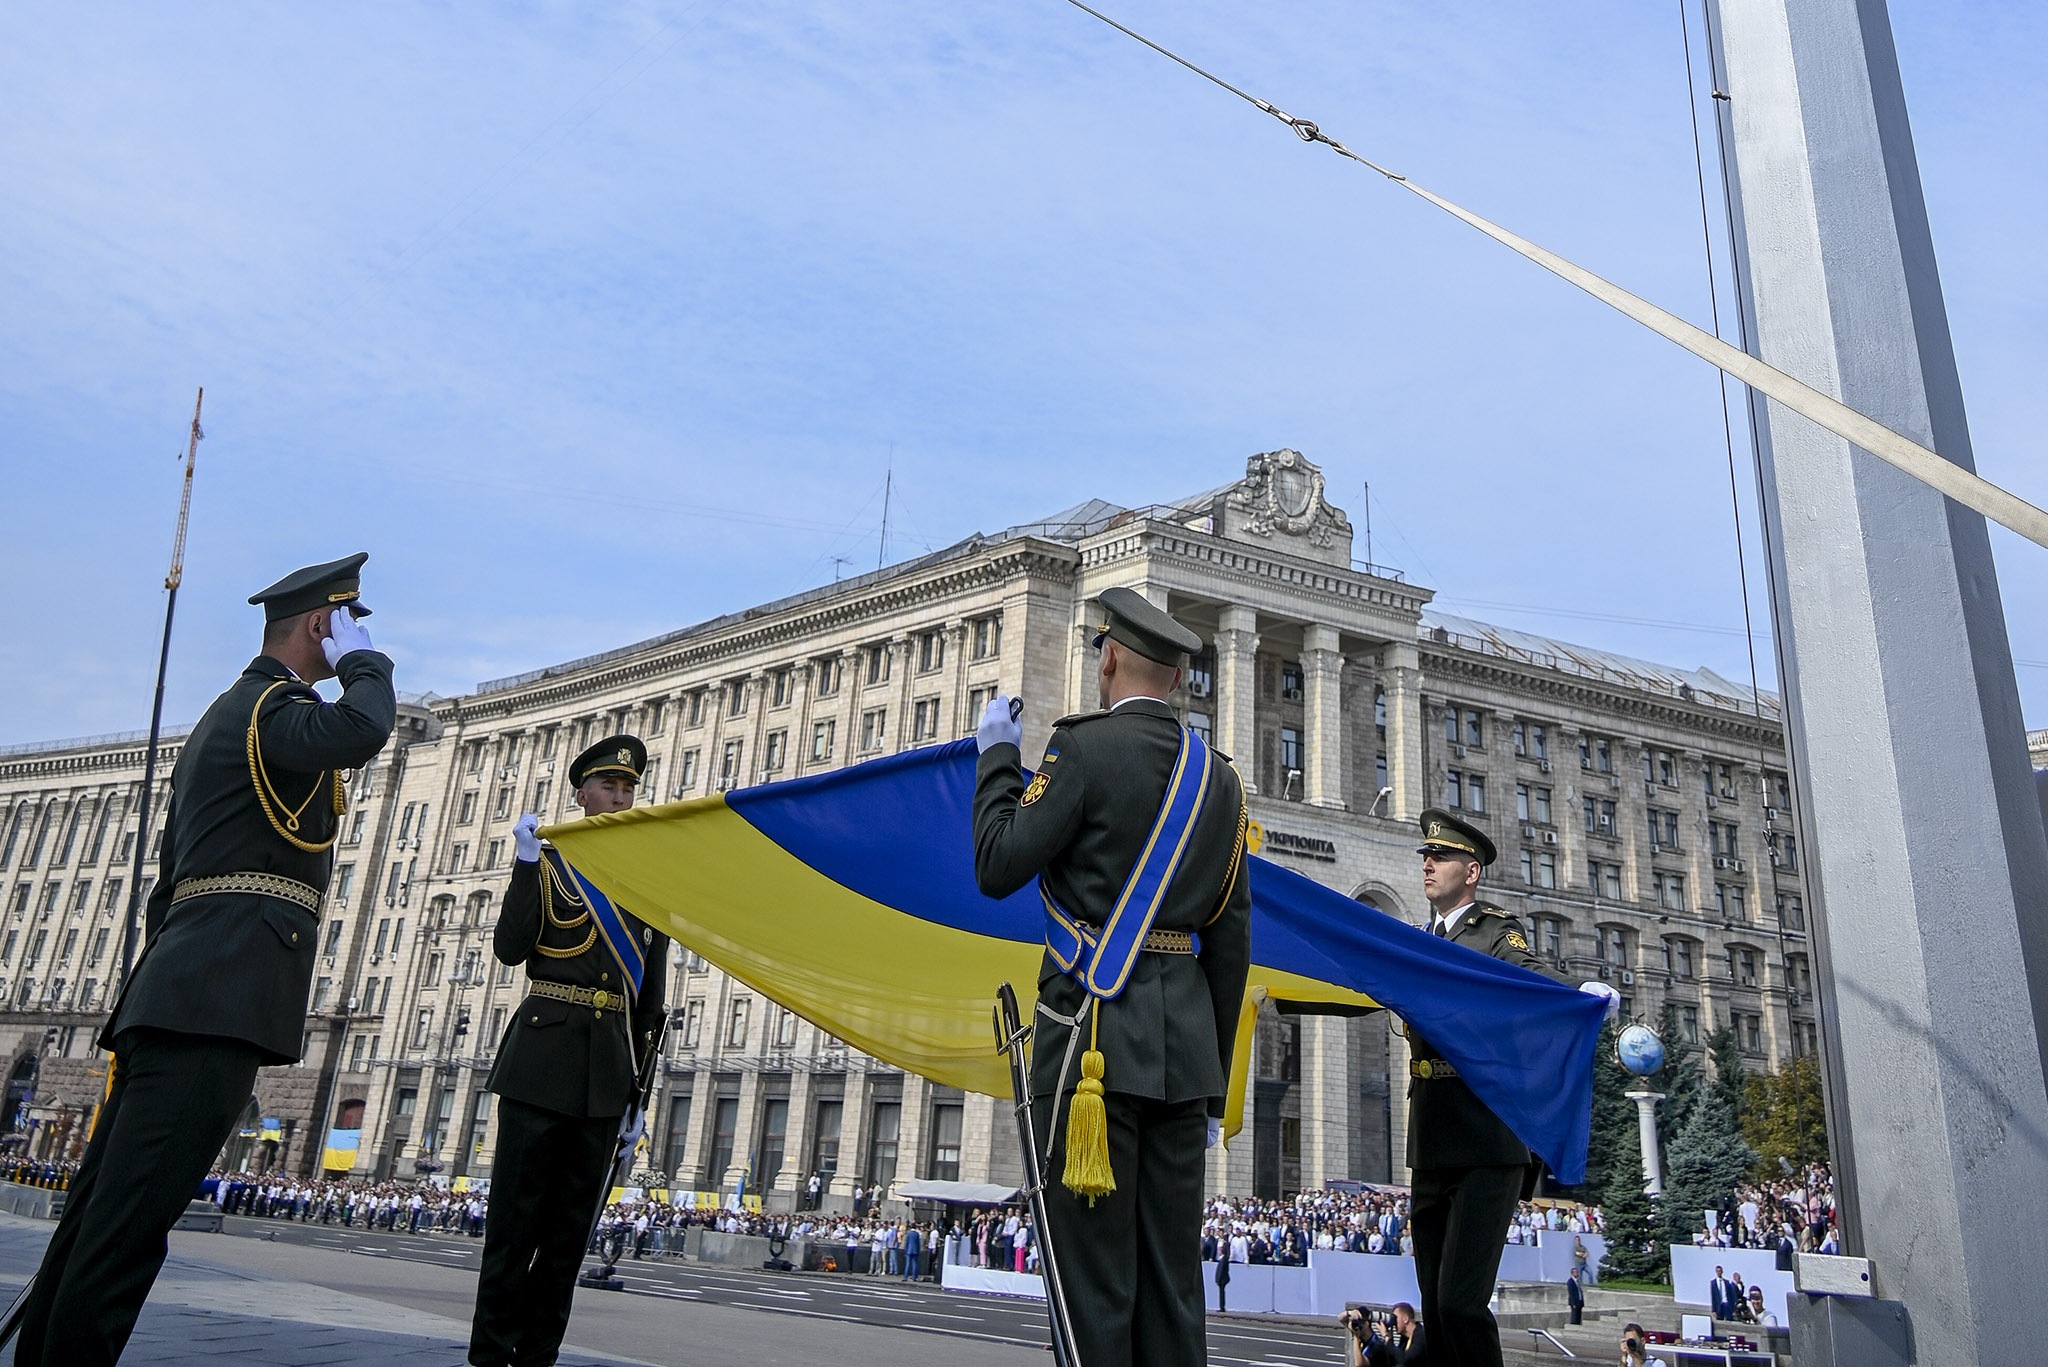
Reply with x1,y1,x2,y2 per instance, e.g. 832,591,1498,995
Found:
1041,724,1213,999
563,857,646,1000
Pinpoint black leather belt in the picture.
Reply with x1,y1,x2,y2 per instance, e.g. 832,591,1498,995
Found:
1410,1058,1458,1080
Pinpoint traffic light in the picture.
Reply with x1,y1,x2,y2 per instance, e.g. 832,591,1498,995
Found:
453,1012,470,1040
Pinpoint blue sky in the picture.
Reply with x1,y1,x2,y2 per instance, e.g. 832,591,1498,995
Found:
2,0,2042,745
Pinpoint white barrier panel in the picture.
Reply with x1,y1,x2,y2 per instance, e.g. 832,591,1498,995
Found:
1205,1262,1271,1314
1496,1244,1545,1281
942,1262,1045,1300
1536,1230,1606,1282
1309,1249,1423,1315
1669,1244,1794,1324
1272,1265,1316,1316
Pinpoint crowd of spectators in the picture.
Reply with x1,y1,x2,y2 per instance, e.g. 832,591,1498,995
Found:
1685,1162,1838,1263
1200,1189,1601,1265
206,1172,491,1236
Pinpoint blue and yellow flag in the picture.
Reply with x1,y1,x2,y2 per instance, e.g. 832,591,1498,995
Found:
546,738,1603,1182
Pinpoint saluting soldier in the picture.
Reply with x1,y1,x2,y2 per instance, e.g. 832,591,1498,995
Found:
1404,808,1617,1367
468,735,669,1367
973,587,1252,1367
16,554,395,1366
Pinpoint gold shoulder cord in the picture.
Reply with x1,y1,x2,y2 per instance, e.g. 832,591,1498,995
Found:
535,854,596,957
1203,799,1250,929
247,680,347,853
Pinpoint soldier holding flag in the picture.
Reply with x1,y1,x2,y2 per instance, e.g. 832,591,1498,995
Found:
468,736,669,1367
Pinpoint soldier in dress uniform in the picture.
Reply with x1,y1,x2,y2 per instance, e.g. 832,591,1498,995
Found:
972,587,1252,1367
1404,808,1617,1367
15,554,395,1366
468,735,669,1367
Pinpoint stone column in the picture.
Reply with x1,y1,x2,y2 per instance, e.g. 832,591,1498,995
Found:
1627,1090,1665,1195
1378,642,1422,821
1214,606,1260,795
1301,625,1345,810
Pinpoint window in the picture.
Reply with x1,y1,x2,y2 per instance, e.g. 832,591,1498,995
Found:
1513,722,1528,757
678,750,699,790
1655,871,1686,911
68,882,90,915
1578,735,1612,771
1715,883,1747,919
965,687,993,735
398,802,419,840
1373,686,1387,738
1374,752,1388,794
1279,726,1302,773
1730,946,1759,986
1601,927,1628,967
929,1101,964,1183
334,864,356,905
1648,808,1680,850
530,778,551,813
917,631,946,674
1537,852,1556,889
664,1094,693,1171
312,976,332,1011
865,646,891,687
815,658,842,696
1777,893,1805,931
679,999,704,1048
458,791,477,825
373,918,391,957
426,952,443,986
87,928,107,963
102,879,122,912
1786,954,1812,995
1517,784,1530,821
1445,771,1462,808
1777,834,1799,871
448,843,468,874
1521,849,1534,884
810,721,834,763
1531,725,1548,761
646,697,666,734
1666,936,1695,979
1466,775,1486,814
971,616,1002,660
1587,799,1616,835
775,1007,799,1048
1518,784,1553,825
727,680,748,718
324,919,344,956
726,998,751,1048
1280,662,1304,701
350,1035,368,1071
1678,1004,1700,1044
1541,918,1562,957
912,698,940,743
412,1009,434,1048
1715,762,1736,798
764,731,788,774
1443,706,1482,746
720,740,744,790
1187,648,1214,699
1467,711,1483,747
771,670,793,708
485,839,504,870
860,709,887,752
708,1097,739,1186
1652,750,1677,786
1741,1012,1763,1052
758,1097,789,1191
1190,712,1213,745
864,1100,901,1188
810,1096,844,1177
687,691,706,726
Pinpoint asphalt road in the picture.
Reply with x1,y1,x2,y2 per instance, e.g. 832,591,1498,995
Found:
221,1216,1350,1367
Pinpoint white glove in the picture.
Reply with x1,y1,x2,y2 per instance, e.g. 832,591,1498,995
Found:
976,694,1022,754
1206,1118,1222,1149
1579,981,1622,1022
321,607,374,666
619,1104,646,1146
512,814,542,863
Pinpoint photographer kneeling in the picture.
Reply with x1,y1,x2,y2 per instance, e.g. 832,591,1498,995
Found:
1342,1303,1426,1367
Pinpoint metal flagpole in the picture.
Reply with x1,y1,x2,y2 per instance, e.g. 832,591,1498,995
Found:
118,387,203,986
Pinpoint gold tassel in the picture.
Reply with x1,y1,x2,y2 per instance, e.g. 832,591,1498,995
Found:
1062,1007,1116,1204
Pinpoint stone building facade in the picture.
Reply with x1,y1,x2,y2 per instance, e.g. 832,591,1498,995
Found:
0,452,1842,1201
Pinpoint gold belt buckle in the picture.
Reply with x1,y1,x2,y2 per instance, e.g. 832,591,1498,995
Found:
1415,1059,1436,1079
590,990,609,1010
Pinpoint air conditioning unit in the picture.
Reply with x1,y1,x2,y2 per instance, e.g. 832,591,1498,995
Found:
1537,759,1552,774
1762,806,1781,823
1543,831,1560,845
1608,775,1622,791
1521,824,1538,839
500,765,516,779
1452,744,1467,758
1620,970,1636,986
1715,855,1732,869
1732,859,1746,873
1597,818,1614,834
1705,794,1717,809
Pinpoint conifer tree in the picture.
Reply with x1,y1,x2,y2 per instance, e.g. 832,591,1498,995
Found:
1597,1143,1666,1283
1707,1023,1747,1123
1653,999,1702,1149
1584,1021,1635,1197
1660,1085,1756,1251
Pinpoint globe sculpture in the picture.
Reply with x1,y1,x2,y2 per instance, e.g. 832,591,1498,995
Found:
1617,1022,1666,1077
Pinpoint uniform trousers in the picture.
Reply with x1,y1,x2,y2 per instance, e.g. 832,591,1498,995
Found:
468,1097,617,1367
1030,1090,1206,1367
1408,1162,1524,1367
14,1027,262,1367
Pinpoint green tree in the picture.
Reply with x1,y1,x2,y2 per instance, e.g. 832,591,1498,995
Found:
1597,1143,1666,1283
1741,1054,1830,1177
1653,1000,1703,1150
1660,1085,1756,1251
1584,1021,1636,1196
1706,1023,1747,1124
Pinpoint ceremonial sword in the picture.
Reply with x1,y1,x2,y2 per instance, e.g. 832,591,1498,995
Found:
994,981,1083,1367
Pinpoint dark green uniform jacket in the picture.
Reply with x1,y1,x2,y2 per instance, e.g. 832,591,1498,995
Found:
486,845,669,1119
106,650,397,1065
973,699,1252,1117
1406,900,1567,1169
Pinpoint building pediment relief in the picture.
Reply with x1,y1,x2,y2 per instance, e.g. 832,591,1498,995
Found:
1217,449,1354,566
